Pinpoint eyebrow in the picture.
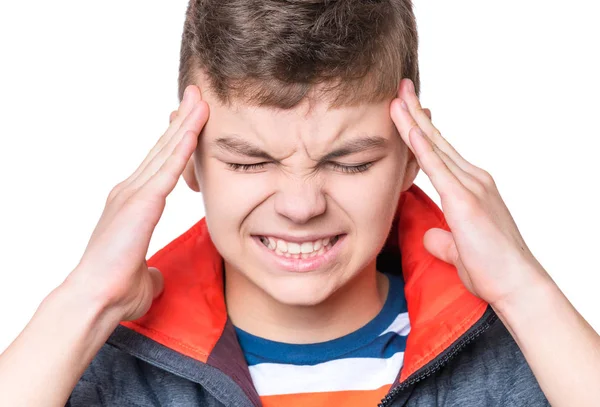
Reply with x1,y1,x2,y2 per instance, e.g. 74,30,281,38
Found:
214,136,276,160
213,134,388,162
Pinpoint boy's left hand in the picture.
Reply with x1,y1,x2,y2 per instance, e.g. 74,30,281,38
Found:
390,78,552,309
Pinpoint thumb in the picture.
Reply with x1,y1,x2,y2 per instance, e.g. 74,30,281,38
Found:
423,228,458,266
148,267,165,299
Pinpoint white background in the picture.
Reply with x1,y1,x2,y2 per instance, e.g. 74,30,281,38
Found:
0,1,599,353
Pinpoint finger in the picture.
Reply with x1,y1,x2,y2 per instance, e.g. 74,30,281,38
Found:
409,125,466,200
138,129,201,200
391,97,476,187
423,108,431,120
126,85,202,185
133,85,201,175
128,102,208,194
399,79,480,176
420,126,483,192
422,228,457,266
148,267,164,299
169,110,178,124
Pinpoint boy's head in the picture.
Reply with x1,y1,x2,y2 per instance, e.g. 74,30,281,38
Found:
179,0,421,308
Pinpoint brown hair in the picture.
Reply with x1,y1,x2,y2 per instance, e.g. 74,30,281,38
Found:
178,0,420,109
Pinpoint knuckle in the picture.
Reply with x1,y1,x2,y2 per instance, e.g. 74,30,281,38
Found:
107,182,124,203
126,192,164,216
453,190,480,213
107,180,136,206
158,168,179,189
120,195,146,216
463,197,484,218
477,169,496,188
466,176,487,197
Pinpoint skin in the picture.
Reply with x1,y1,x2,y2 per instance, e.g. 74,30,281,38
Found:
391,78,600,406
0,85,211,406
0,77,597,406
180,78,420,343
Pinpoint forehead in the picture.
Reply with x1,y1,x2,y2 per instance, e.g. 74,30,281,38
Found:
201,87,395,150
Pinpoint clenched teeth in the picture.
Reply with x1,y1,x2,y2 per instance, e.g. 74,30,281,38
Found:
258,235,340,259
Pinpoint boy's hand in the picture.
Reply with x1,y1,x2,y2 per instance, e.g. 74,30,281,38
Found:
65,85,209,321
390,79,550,309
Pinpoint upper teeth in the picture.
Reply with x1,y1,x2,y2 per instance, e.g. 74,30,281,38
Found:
259,236,336,253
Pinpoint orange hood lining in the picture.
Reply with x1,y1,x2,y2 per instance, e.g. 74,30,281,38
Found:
120,183,488,382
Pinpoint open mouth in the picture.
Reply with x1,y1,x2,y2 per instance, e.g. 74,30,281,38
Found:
256,234,343,260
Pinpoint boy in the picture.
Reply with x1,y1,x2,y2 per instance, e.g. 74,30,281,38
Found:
1,0,599,406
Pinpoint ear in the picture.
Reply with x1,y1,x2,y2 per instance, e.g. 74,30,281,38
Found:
182,154,201,192
400,149,420,192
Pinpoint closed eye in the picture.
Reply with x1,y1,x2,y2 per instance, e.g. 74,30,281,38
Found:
226,162,268,172
329,162,373,174
226,161,374,174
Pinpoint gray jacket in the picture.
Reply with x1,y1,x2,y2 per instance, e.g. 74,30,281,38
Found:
67,184,550,406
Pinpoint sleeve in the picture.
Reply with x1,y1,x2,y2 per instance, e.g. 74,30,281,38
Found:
485,317,552,406
65,378,105,406
64,343,133,407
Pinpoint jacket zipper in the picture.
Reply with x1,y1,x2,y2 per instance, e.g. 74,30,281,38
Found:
378,305,498,407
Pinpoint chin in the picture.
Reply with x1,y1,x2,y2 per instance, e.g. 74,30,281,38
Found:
263,277,336,307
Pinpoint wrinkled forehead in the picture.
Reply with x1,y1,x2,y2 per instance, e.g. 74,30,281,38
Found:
200,85,396,156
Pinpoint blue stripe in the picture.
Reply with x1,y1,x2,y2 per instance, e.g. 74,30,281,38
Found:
244,331,408,366
235,272,409,367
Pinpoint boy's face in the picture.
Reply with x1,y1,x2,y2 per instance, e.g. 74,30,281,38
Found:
183,82,419,307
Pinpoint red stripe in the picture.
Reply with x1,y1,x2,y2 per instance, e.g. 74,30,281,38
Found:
260,384,392,406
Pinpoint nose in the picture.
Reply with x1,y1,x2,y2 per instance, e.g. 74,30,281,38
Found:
274,177,327,224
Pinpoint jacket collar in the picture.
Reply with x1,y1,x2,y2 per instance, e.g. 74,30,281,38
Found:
116,183,488,392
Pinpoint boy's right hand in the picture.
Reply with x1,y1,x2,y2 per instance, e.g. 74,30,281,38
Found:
65,85,209,322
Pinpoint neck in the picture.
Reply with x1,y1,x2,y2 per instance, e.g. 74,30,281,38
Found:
225,260,389,344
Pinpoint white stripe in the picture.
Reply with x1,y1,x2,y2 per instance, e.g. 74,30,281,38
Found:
378,312,410,337
249,352,405,396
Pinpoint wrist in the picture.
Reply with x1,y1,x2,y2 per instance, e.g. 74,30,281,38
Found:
59,269,126,327
490,263,557,326
0,274,125,406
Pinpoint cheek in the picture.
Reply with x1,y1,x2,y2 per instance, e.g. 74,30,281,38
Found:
200,160,273,226
328,159,403,235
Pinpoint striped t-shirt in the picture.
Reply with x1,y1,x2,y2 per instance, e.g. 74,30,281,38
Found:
234,272,410,406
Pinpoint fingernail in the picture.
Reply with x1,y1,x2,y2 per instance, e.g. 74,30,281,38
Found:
406,79,414,94
400,99,409,111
